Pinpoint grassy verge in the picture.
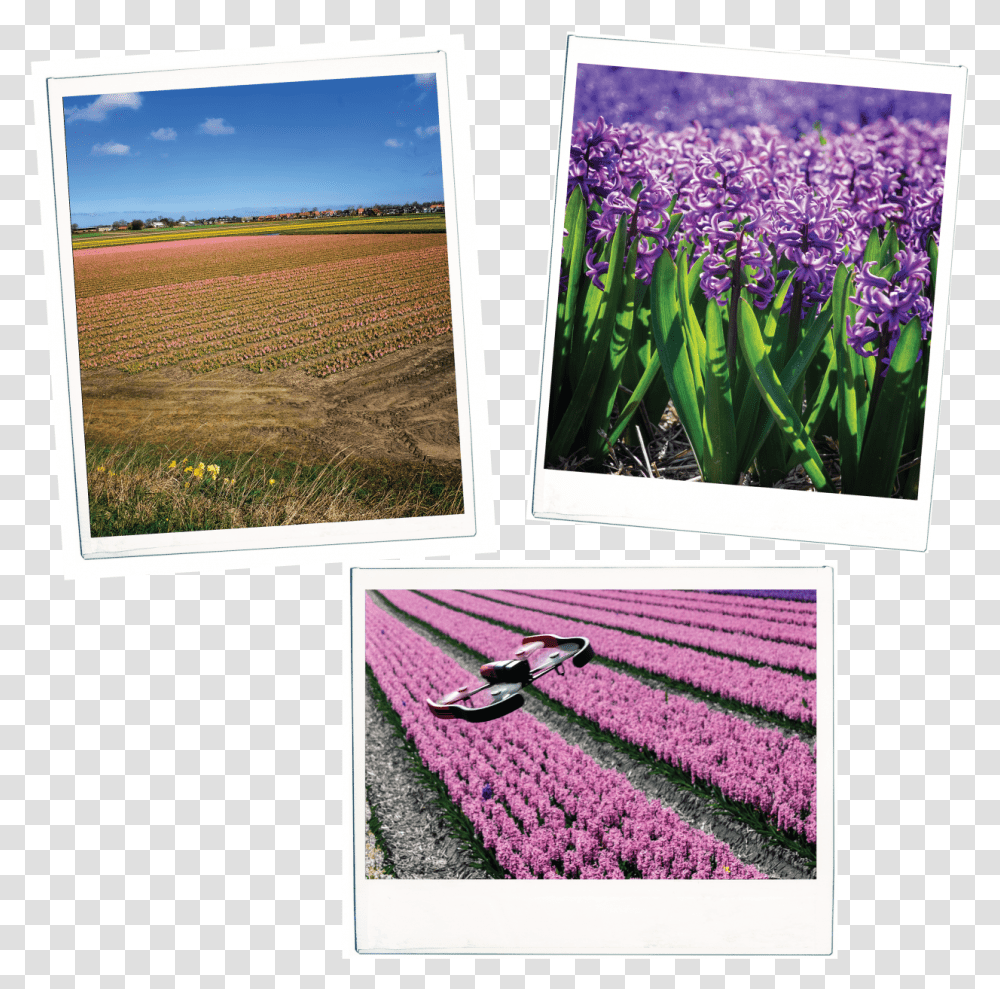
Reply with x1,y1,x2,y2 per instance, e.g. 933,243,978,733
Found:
85,443,463,537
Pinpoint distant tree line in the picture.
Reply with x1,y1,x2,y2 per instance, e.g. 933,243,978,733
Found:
72,201,442,233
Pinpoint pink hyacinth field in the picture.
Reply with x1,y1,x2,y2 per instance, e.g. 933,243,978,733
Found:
363,587,820,881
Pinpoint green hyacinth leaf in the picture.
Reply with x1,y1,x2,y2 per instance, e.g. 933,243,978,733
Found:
650,249,706,471
862,227,882,267
702,297,739,484
879,222,900,269
587,234,640,459
737,290,830,472
832,262,867,493
549,214,628,462
569,235,611,388
737,298,833,492
551,186,588,413
854,317,923,498
600,349,669,452
927,234,938,304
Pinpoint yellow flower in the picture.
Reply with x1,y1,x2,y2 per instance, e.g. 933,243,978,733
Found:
192,467,204,478
184,466,193,473
269,478,276,485
96,466,105,473
168,460,177,469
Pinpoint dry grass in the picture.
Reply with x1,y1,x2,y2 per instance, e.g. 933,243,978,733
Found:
86,443,464,537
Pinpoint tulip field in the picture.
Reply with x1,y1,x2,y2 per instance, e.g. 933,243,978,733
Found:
365,587,819,880
73,234,452,378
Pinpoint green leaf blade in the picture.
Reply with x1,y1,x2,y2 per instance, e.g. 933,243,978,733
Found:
854,317,923,498
702,297,739,484
650,249,706,470
549,215,629,461
832,262,865,492
736,298,833,493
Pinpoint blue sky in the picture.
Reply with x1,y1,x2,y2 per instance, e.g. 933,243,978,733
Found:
63,73,445,225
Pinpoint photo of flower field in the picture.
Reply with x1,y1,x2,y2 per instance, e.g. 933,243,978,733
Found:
363,587,819,881
63,73,464,537
545,64,952,499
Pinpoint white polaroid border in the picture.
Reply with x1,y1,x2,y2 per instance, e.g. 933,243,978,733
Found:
31,36,489,579
351,564,833,956
532,35,968,552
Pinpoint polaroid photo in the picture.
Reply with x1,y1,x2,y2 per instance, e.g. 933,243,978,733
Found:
352,565,833,956
533,35,968,552
32,36,488,578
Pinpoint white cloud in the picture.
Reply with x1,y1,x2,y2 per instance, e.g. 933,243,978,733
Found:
64,92,143,124
384,138,405,148
91,141,130,156
198,117,235,136
150,127,177,141
415,125,440,139
414,73,435,88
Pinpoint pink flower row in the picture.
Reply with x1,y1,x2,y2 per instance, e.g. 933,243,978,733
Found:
77,254,449,362
366,599,765,879
77,279,425,349
80,295,450,374
411,589,817,716
469,589,816,675
493,587,816,653
619,589,817,623
79,242,449,304
379,590,817,843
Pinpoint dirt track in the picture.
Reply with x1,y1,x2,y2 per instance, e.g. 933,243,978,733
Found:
81,335,463,467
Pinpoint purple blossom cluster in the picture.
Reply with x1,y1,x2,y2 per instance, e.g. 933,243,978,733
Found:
709,589,818,604
566,588,817,627
375,593,816,844
501,588,817,649
382,588,816,725
567,73,947,364
464,589,817,675
574,66,950,139
846,245,933,363
367,600,766,879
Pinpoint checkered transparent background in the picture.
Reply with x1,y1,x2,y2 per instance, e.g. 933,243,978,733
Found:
2,0,998,984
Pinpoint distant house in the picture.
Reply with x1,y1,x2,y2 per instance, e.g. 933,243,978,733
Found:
151,221,164,228
96,225,112,232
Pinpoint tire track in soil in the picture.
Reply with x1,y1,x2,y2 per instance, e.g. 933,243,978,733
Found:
81,337,462,470
365,592,817,881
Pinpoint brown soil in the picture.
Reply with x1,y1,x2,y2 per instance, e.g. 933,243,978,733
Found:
81,334,462,468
